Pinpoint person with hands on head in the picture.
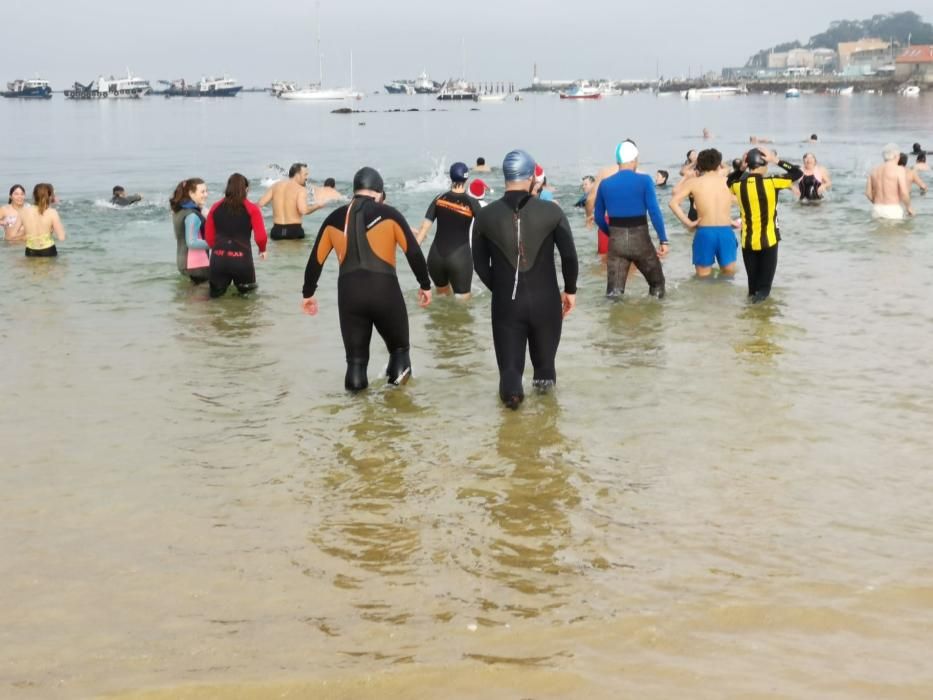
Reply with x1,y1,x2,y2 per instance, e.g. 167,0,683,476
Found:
301,166,431,393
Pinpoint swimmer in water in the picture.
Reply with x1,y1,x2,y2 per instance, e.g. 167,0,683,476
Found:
532,165,555,202
594,140,669,298
866,144,914,219
915,151,929,172
415,162,482,299
257,162,325,240
21,183,65,257
111,185,143,207
899,153,928,195
472,149,578,409
311,178,344,206
670,148,737,279
749,136,773,145
204,173,268,297
702,127,713,140
807,134,818,143
302,166,432,392
655,170,670,188
473,156,492,173
1,184,27,242
731,148,802,302
169,177,211,284
675,150,700,223
795,153,832,202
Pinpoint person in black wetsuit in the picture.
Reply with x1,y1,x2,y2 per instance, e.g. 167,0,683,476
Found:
204,173,268,297
415,161,482,299
472,149,579,410
301,167,432,392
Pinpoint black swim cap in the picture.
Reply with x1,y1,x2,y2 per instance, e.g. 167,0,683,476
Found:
353,166,384,194
746,149,767,169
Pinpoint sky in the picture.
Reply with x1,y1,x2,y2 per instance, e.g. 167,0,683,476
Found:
4,1,926,88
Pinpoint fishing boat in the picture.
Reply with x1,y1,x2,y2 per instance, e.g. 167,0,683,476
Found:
559,81,601,100
384,80,415,95
900,85,920,97
271,81,297,97
413,71,441,94
838,86,855,96
163,77,243,97
65,71,152,99
437,79,477,101
785,88,801,99
2,78,53,99
684,86,743,100
597,81,622,96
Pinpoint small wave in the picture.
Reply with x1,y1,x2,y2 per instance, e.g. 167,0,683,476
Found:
260,177,282,188
91,198,163,211
402,157,451,193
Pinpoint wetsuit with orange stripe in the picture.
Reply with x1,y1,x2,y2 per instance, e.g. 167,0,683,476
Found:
423,191,481,294
303,195,431,390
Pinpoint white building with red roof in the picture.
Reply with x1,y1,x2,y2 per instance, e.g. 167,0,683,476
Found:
896,46,933,83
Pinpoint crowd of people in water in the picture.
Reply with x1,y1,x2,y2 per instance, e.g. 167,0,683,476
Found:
2,136,927,407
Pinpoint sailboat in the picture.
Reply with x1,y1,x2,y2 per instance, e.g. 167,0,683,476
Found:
278,6,362,101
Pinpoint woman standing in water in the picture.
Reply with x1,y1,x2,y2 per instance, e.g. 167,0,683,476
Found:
169,178,210,283
204,173,267,297
1,185,27,242
21,183,65,257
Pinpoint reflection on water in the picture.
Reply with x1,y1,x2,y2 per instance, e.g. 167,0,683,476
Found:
734,300,785,364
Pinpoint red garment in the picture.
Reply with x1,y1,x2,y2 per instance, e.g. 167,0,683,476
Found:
205,199,268,253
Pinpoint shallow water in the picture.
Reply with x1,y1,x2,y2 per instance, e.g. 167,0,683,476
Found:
2,93,933,699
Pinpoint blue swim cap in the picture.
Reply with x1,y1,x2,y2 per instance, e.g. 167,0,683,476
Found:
502,149,536,182
449,162,470,183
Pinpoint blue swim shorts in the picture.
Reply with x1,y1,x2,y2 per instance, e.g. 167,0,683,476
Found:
693,226,738,268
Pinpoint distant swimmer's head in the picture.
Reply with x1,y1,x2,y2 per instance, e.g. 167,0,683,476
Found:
449,162,470,185
170,177,207,212
476,157,486,166
685,149,698,164
912,142,923,155
289,162,309,185
469,178,490,200
112,185,125,197
883,144,900,162
323,177,336,188
223,173,250,211
502,149,536,182
33,183,55,214
898,153,909,167
8,184,25,205
353,166,385,196
615,139,639,165
810,134,818,142
918,152,928,164
745,148,768,170
696,149,722,173
654,170,669,187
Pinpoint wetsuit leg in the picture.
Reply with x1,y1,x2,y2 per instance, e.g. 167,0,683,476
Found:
209,255,233,297
446,244,474,295
491,299,528,408
742,246,778,301
370,282,412,384
527,295,563,393
337,287,373,392
230,253,257,294
427,245,450,289
631,250,666,298
606,229,634,296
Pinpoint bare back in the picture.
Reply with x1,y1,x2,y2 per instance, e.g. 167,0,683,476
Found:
270,180,306,225
21,206,64,248
688,173,735,227
868,162,907,205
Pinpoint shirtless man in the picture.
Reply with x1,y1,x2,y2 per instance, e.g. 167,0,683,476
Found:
586,163,620,253
669,148,737,278
899,154,928,195
866,145,914,219
312,178,344,206
258,162,325,240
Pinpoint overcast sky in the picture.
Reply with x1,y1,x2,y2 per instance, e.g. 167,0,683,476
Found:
5,1,926,87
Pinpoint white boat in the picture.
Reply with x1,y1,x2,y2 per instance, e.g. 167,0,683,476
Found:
559,81,602,100
65,70,151,99
785,88,801,99
597,81,622,96
271,81,297,96
900,85,920,97
280,86,362,101
475,93,507,103
838,86,855,96
2,78,52,99
437,79,477,101
163,76,242,97
685,86,743,100
413,71,440,94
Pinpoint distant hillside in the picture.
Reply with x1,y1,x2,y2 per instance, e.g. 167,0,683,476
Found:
746,11,933,66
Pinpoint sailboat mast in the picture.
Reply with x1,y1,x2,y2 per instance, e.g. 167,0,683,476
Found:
316,1,323,86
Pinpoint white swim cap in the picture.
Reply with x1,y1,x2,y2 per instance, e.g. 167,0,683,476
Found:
615,140,639,164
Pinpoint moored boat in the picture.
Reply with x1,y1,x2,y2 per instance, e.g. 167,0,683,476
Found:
2,78,53,99
65,71,151,99
559,81,601,100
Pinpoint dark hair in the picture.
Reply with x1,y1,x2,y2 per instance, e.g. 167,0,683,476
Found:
732,158,743,171
918,152,927,164
656,170,669,185
913,143,923,154
898,153,909,167
476,157,486,166
697,149,722,173
8,184,25,204
685,149,697,164
223,173,249,212
288,162,308,178
323,177,336,188
34,183,54,214
810,134,818,141
582,175,595,184
169,178,205,212
112,185,124,196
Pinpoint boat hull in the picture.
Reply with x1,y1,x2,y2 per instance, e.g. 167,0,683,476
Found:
559,93,601,100
1,87,52,99
165,86,243,97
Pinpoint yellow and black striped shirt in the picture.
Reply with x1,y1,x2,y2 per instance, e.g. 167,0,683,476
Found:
730,161,802,251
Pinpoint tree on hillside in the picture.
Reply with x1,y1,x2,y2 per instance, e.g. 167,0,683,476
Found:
807,11,933,48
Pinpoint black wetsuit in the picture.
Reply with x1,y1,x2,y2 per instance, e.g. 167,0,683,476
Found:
205,199,268,297
472,191,578,407
423,190,481,294
798,175,823,201
111,194,142,207
270,223,306,240
303,195,431,391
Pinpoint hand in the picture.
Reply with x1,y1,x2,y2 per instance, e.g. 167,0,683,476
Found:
259,251,268,260
685,219,699,231
907,206,915,217
657,242,670,259
561,292,576,319
418,288,432,308
732,218,742,230
301,296,319,316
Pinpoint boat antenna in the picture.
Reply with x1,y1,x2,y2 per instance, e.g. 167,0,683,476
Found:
317,1,323,86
